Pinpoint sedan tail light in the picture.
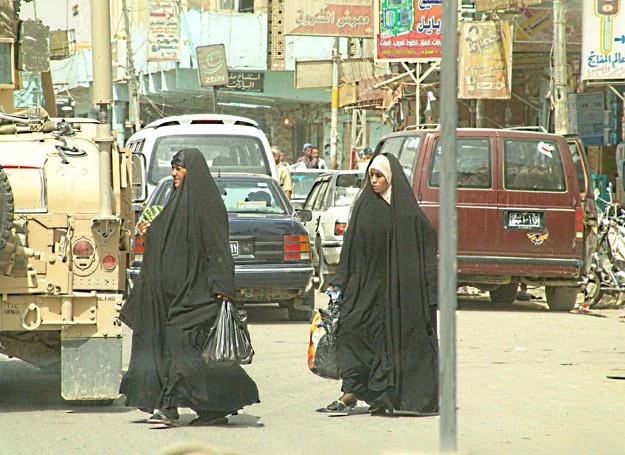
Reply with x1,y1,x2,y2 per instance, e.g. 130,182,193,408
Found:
131,236,144,264
334,221,347,236
284,235,310,260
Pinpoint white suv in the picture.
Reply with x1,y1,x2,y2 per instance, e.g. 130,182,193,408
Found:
127,114,278,200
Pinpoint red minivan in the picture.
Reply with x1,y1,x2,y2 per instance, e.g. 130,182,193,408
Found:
376,128,597,311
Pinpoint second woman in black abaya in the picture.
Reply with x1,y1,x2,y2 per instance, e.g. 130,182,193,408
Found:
325,153,439,416
119,148,259,425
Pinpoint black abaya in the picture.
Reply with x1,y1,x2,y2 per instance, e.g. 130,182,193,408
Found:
119,148,259,414
331,152,439,414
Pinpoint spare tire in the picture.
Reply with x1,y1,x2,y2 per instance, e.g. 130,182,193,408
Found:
0,165,14,250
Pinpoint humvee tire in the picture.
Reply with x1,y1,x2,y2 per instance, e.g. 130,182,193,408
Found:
0,165,14,250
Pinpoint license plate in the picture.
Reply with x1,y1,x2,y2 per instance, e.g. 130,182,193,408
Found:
505,211,544,230
230,241,239,256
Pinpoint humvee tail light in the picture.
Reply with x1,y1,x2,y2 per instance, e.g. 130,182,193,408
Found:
283,235,310,260
72,239,94,257
101,254,117,271
334,221,347,236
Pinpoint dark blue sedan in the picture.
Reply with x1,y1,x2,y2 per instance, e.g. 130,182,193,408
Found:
127,173,314,321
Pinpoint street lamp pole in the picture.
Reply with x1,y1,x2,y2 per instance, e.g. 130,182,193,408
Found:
331,37,340,169
122,0,141,132
553,0,568,135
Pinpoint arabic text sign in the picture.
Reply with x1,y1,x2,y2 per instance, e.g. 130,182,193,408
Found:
514,7,582,45
582,0,625,80
458,21,513,99
147,1,179,62
284,0,373,38
196,44,228,87
224,72,264,92
375,0,442,62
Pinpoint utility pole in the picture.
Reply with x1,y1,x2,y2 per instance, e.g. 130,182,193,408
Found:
330,37,340,169
122,0,141,132
553,0,568,135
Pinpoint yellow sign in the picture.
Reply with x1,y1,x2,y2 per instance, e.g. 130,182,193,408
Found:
458,21,513,100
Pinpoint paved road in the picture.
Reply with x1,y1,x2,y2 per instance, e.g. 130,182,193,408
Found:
1,290,624,455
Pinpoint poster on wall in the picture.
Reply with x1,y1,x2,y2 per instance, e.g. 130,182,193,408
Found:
374,0,442,62
458,21,513,99
514,7,582,48
582,0,625,80
147,1,180,62
283,0,373,38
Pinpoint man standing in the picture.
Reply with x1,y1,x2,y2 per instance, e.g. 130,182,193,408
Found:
296,143,318,169
273,146,292,199
312,147,327,169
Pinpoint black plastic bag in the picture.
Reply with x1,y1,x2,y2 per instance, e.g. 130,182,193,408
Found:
308,296,340,379
201,300,254,368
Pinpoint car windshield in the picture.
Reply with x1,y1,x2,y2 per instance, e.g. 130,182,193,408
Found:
148,135,271,185
334,174,364,207
291,172,324,199
146,178,287,216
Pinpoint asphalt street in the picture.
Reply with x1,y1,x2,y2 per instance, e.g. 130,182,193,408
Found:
0,289,624,455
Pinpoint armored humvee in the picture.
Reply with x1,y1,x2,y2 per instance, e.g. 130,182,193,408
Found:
0,109,142,403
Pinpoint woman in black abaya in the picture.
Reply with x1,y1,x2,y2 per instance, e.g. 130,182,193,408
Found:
120,148,259,425
324,153,439,415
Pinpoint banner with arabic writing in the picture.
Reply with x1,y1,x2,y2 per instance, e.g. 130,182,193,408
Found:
581,0,625,80
283,0,373,38
147,1,179,62
458,21,513,99
374,0,442,62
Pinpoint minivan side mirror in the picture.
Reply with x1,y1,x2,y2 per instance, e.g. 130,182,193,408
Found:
132,152,147,203
296,209,312,222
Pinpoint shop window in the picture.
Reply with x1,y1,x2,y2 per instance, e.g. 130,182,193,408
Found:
218,0,254,12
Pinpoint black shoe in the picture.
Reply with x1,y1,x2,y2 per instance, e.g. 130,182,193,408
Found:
190,410,230,426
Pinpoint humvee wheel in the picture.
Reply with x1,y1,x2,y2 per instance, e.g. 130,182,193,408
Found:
0,165,14,250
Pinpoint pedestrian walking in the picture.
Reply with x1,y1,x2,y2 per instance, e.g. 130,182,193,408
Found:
312,147,327,169
273,146,292,198
119,148,259,426
295,143,318,169
322,153,439,416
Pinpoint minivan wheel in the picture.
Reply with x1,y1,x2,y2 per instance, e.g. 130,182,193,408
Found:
546,286,579,312
489,282,519,304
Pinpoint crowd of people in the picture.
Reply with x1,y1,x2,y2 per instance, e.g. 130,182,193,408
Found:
119,146,439,426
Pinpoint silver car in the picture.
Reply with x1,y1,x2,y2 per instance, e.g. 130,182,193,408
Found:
301,170,365,289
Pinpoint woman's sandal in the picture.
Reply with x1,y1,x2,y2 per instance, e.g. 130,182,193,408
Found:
326,397,358,412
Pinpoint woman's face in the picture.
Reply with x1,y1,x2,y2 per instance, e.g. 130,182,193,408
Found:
369,167,389,194
171,164,187,188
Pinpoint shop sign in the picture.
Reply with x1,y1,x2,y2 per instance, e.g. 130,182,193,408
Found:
284,0,373,38
224,72,264,92
374,0,442,62
197,44,228,87
475,0,544,12
582,0,625,80
147,1,179,62
458,21,513,99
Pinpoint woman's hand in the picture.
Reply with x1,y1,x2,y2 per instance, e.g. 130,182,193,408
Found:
137,221,151,237
216,294,229,302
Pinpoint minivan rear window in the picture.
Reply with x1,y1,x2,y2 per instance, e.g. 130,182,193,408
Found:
504,139,566,192
148,135,271,185
429,138,491,189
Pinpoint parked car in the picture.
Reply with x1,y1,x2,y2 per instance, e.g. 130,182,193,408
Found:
302,170,365,289
126,114,279,202
288,165,334,209
127,173,315,321
375,128,597,311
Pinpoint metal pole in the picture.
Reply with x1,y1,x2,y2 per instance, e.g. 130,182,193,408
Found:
331,37,340,169
476,99,484,127
416,62,421,126
91,0,114,217
122,0,141,131
553,0,568,135
439,0,458,452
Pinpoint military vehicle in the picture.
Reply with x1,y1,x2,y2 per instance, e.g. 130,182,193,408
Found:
0,0,145,403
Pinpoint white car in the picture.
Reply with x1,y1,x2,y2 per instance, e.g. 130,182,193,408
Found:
301,170,365,289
